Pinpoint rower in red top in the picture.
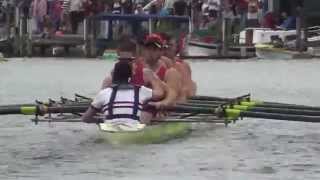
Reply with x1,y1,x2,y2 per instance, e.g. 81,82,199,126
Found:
100,35,169,109
133,33,183,107
159,33,197,99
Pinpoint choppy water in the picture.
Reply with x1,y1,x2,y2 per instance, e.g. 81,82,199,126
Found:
1,57,320,180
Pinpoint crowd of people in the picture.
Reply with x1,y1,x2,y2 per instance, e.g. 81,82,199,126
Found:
1,0,298,41
27,0,192,37
192,0,298,33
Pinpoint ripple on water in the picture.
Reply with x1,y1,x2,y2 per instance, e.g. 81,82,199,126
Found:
252,166,277,174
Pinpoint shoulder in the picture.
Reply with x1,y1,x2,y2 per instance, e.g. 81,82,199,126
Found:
165,67,182,80
97,88,113,97
166,67,180,74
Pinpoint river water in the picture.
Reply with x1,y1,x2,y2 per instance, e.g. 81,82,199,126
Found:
0,57,320,180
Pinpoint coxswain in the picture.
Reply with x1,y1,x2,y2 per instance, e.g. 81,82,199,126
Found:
82,61,164,131
159,33,197,98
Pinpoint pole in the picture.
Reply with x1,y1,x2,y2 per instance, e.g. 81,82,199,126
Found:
148,18,152,34
222,18,229,56
296,6,303,52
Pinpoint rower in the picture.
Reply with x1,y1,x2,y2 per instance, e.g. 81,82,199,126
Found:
160,33,197,98
132,33,183,107
100,36,168,100
82,61,164,131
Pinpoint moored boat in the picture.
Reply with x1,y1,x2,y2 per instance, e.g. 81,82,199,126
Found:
255,44,314,59
185,40,256,58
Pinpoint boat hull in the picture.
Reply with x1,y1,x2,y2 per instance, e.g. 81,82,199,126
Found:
255,44,314,59
98,122,191,145
185,41,256,57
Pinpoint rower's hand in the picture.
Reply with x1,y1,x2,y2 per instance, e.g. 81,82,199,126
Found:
159,56,173,67
148,101,167,110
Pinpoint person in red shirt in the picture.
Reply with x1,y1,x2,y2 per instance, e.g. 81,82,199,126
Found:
159,33,197,99
133,33,182,107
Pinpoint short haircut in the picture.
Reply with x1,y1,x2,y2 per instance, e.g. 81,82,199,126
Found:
112,61,132,84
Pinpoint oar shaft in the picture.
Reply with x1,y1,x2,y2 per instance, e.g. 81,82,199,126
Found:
255,103,320,111
45,105,89,114
240,111,320,123
247,106,320,116
0,106,37,115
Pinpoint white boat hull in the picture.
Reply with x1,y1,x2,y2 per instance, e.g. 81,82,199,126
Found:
184,41,255,57
255,46,314,60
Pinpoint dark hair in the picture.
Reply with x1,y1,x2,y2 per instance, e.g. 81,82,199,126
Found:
112,61,132,84
117,35,137,52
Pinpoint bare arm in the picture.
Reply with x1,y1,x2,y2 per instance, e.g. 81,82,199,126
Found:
101,74,112,90
161,68,182,106
81,106,100,123
182,61,197,96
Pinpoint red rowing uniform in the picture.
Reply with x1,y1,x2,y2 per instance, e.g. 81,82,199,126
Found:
130,61,167,86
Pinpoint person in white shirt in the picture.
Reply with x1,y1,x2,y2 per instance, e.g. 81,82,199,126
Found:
69,0,84,33
82,60,165,131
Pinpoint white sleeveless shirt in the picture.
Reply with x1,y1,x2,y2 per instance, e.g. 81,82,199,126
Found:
91,86,152,123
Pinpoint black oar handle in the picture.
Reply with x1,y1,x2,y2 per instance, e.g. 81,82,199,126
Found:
0,107,23,115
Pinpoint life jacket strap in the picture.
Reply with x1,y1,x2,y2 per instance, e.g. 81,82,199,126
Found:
105,114,139,120
106,85,140,121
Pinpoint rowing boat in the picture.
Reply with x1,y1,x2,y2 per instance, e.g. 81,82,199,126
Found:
98,122,191,145
2,93,320,146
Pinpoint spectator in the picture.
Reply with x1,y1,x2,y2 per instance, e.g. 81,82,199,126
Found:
69,0,85,34
173,0,187,16
31,0,48,33
84,0,104,16
121,0,133,14
61,0,71,32
143,0,163,14
278,12,296,30
49,0,63,31
245,0,262,28
207,1,219,19
235,0,248,30
261,11,276,29
112,0,122,14
134,3,145,14
191,0,203,30
42,14,54,38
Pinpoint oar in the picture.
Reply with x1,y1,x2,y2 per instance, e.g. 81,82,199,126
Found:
162,105,320,123
181,103,320,116
172,105,320,123
191,95,320,111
